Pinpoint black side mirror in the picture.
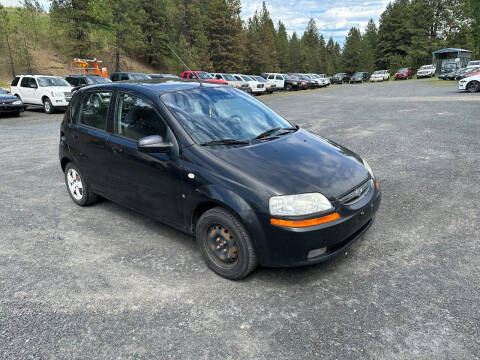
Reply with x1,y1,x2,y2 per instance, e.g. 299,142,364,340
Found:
138,135,172,153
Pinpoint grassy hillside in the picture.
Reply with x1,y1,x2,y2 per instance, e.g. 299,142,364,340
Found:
0,7,158,86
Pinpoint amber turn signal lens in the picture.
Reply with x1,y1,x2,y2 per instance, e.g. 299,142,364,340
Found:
270,212,341,228
375,180,379,190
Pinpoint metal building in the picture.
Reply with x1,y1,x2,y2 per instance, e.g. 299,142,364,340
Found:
432,48,472,73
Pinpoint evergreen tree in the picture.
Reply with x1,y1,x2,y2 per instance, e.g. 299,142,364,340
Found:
275,21,289,72
289,32,304,72
364,19,378,63
342,27,363,73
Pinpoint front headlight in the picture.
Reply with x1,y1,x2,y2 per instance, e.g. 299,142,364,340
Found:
269,193,333,216
293,81,297,85
51,92,64,97
362,158,374,178
12,100,23,105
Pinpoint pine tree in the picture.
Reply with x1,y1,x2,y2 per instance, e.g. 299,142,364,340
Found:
275,21,289,72
342,27,363,73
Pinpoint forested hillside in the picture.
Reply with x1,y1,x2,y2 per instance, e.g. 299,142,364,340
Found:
0,0,479,84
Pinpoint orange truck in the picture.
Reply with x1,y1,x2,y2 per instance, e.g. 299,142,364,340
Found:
70,58,108,78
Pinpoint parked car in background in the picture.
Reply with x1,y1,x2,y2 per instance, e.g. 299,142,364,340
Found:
458,73,480,93
251,75,277,93
65,75,112,88
439,71,453,80
457,68,480,81
349,72,369,83
0,87,24,116
110,72,151,81
234,74,266,94
180,71,228,85
331,73,350,84
293,74,316,88
148,74,180,79
213,73,251,92
287,74,308,90
416,65,436,78
467,60,480,67
10,75,73,113
263,73,286,90
452,66,480,80
370,70,389,82
314,74,331,85
394,68,414,80
59,81,381,279
307,74,329,87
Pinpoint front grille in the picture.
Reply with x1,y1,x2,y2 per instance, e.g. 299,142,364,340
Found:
257,84,264,88
339,179,372,205
0,99,14,104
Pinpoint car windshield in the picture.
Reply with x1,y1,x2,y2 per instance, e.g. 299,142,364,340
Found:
37,77,70,87
334,73,343,77
161,87,293,144
198,72,213,79
353,72,362,76
0,89,7,95
255,76,266,83
398,68,408,72
283,74,291,80
223,74,236,81
373,71,382,75
130,73,150,80
86,77,111,84
419,65,431,70
241,75,253,82
317,74,325,78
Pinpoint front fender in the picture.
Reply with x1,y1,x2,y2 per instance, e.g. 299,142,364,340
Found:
190,184,269,265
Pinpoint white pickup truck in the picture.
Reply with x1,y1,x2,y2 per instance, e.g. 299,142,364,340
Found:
10,75,73,113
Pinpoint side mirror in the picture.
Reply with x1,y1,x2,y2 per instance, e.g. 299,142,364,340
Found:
137,135,172,153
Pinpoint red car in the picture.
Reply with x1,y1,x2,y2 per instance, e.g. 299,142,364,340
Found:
394,68,414,80
458,69,480,80
180,71,228,85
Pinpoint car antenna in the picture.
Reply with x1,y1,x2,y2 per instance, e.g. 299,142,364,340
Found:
167,44,203,87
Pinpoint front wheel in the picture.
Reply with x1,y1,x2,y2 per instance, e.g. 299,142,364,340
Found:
196,207,258,280
43,97,55,114
466,81,480,93
285,83,292,91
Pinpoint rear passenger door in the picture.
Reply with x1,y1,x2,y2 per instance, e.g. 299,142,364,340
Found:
274,74,284,88
19,77,35,103
107,92,184,227
71,89,114,193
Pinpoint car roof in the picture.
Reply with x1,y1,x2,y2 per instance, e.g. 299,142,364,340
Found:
77,79,219,94
67,74,104,78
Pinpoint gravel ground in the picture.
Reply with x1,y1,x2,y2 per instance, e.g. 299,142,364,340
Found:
0,80,479,359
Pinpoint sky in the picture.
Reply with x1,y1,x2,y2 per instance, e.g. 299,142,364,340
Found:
1,0,390,45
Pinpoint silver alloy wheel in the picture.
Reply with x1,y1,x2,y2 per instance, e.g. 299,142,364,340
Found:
44,99,51,113
67,168,84,200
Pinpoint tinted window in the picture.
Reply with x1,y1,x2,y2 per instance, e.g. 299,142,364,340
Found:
267,75,274,79
11,77,20,87
70,91,83,122
20,77,32,87
114,93,166,141
120,74,129,81
79,91,112,131
275,75,283,80
37,77,70,87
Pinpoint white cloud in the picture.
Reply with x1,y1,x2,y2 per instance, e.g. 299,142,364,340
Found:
241,0,391,45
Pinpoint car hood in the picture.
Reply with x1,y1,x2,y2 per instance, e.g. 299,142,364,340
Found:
0,94,19,101
199,129,369,200
41,86,74,92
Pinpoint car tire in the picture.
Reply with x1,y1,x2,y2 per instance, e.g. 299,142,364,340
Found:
43,97,55,114
466,81,480,93
64,162,98,206
196,206,258,280
285,83,292,91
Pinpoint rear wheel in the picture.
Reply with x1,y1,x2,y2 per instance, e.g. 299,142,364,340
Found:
64,163,98,206
43,97,55,114
285,83,292,91
196,207,257,280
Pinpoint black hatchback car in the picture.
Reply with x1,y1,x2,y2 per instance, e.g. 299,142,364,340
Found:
59,81,381,279
331,73,351,84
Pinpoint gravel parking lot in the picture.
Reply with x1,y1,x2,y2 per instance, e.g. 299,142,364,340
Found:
1,80,479,359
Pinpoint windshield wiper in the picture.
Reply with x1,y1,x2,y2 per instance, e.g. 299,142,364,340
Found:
254,126,298,140
200,139,250,146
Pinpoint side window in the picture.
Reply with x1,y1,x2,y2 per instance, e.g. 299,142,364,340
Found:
189,73,197,79
114,93,166,141
275,75,283,80
79,91,112,131
215,74,222,80
70,91,83,122
120,74,129,81
11,76,20,87
267,75,274,80
111,74,117,81
20,77,31,87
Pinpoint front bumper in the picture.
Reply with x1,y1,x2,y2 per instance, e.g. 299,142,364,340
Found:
0,103,24,113
458,81,467,90
256,185,382,267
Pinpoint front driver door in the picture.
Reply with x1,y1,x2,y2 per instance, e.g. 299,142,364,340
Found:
107,92,184,228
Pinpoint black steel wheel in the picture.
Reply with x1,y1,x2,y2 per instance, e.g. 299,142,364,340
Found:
196,207,257,279
466,81,480,93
